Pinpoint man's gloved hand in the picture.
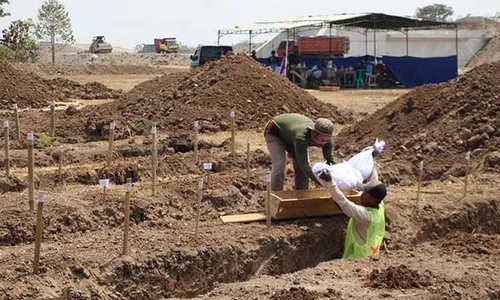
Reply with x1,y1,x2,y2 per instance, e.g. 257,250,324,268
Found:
319,169,332,182
326,160,335,166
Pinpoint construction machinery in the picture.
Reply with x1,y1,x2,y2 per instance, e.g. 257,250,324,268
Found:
89,36,113,54
154,37,180,53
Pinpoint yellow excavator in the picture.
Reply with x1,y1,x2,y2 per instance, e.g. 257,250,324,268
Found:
89,36,113,54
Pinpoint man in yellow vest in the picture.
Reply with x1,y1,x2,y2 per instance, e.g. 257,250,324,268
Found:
319,169,387,259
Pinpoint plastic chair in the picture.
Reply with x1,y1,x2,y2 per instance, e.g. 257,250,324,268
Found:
355,69,365,88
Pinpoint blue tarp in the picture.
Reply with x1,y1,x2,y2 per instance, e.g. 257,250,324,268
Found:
382,55,458,88
256,55,457,88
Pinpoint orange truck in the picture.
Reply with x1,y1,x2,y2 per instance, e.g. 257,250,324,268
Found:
154,37,180,53
277,36,349,57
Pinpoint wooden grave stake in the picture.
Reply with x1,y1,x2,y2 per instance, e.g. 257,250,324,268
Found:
33,191,45,273
27,131,35,211
194,120,199,161
195,179,203,239
13,104,20,141
106,122,115,168
203,162,212,186
151,124,157,196
58,147,64,183
99,179,110,201
49,101,55,137
463,151,471,198
4,120,10,177
230,111,235,157
122,178,132,255
246,136,250,188
265,174,271,227
415,160,424,209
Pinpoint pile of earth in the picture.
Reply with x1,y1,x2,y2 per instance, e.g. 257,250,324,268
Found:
335,61,500,183
0,60,64,109
467,24,500,67
75,53,353,140
43,77,122,99
13,63,170,76
0,61,122,109
368,265,435,289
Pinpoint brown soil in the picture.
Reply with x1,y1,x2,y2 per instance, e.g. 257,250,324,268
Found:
439,232,500,255
467,24,500,67
335,61,500,183
13,63,169,76
368,265,435,289
68,54,352,141
43,77,122,99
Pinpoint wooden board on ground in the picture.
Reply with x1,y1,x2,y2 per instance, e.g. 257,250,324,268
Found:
220,213,266,223
270,188,362,220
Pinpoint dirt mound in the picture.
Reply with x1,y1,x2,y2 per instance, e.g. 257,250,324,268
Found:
440,232,500,255
75,54,352,140
467,25,500,67
13,63,171,76
368,265,434,289
336,61,500,182
270,287,320,300
43,77,122,99
0,61,64,109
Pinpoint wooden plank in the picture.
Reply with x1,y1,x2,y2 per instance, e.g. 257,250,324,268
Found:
220,213,266,223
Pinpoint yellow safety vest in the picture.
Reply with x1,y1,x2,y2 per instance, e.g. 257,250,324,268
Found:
343,205,385,259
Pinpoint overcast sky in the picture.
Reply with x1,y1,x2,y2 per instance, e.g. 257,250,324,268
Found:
0,0,498,49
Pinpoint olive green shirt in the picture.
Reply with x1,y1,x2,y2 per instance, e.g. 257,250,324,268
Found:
272,113,334,183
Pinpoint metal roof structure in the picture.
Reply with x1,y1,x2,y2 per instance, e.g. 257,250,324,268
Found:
218,13,456,37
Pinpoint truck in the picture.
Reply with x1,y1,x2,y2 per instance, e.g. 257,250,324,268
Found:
154,37,180,53
277,36,350,57
189,45,233,71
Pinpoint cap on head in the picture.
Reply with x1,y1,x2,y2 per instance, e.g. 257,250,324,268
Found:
311,118,334,136
366,183,387,204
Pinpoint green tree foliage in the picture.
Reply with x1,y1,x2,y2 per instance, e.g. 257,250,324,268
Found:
415,3,454,22
0,0,9,18
35,0,74,64
1,19,39,62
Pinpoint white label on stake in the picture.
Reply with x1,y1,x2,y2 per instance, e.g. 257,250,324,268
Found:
151,125,157,134
50,101,55,107
246,136,250,144
419,161,424,171
229,111,235,118
465,151,471,160
110,122,116,130
266,174,271,183
198,180,204,190
203,162,212,170
12,104,18,110
37,192,45,203
125,182,132,192
99,179,110,187
3,120,8,128
194,120,199,128
27,132,34,141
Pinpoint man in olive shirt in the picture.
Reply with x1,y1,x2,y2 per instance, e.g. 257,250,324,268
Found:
264,113,335,191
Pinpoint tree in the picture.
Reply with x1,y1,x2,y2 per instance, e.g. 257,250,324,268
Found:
0,0,9,18
35,0,74,64
415,3,454,22
1,19,39,62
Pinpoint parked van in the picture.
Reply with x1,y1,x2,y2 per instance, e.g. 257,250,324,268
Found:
189,45,233,71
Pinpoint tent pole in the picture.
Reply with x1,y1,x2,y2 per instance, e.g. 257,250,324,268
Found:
365,28,368,56
249,30,252,53
217,30,220,46
455,26,459,69
285,29,289,76
329,22,332,57
406,28,409,56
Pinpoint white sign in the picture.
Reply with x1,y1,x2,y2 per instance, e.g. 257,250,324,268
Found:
99,179,110,188
266,174,271,183
110,122,116,130
27,132,34,141
194,120,199,128
37,192,45,203
203,162,212,170
12,104,18,110
125,182,132,192
465,151,471,160
49,101,55,107
198,180,204,190
246,136,250,144
419,161,424,171
151,125,157,134
3,120,8,128
229,111,235,118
